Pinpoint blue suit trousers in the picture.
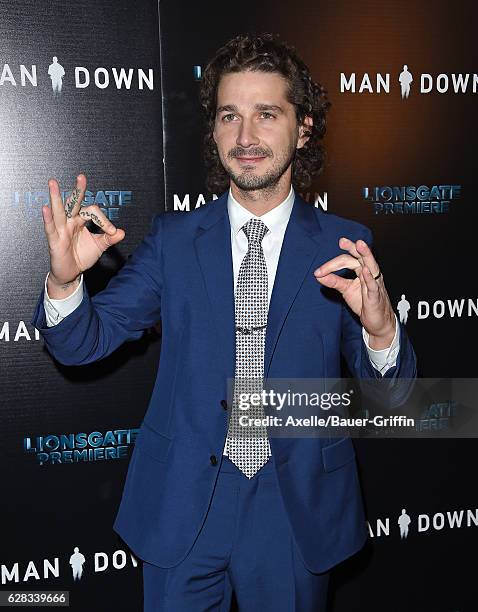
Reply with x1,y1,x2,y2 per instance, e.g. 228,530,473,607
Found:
142,454,330,611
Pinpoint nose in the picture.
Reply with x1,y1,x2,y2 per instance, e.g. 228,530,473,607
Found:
236,118,259,148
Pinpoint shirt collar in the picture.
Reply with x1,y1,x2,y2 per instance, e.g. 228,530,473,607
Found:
227,185,295,237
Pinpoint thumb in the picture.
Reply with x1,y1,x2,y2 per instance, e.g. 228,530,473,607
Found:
315,272,350,294
104,227,125,246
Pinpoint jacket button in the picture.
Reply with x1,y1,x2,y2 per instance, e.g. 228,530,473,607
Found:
220,399,228,410
210,454,218,466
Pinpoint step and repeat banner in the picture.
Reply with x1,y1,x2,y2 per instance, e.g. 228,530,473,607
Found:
1,0,476,610
158,1,476,611
0,0,163,609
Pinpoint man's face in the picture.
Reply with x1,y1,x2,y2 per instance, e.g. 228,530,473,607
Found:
213,70,309,192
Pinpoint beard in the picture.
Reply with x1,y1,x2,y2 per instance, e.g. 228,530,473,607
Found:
220,140,297,191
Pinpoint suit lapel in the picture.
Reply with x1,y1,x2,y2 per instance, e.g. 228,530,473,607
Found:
264,195,325,377
194,193,236,380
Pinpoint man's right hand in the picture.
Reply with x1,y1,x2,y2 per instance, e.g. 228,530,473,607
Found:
42,173,125,299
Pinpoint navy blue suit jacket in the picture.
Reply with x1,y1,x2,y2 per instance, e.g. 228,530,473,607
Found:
32,192,416,573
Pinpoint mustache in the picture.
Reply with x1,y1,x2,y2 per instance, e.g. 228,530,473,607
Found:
227,146,272,159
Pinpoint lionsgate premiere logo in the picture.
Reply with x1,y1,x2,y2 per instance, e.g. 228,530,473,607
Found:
0,57,154,94
340,66,478,96
1,545,139,585
24,429,139,465
396,294,478,324
363,184,461,215
2,188,133,221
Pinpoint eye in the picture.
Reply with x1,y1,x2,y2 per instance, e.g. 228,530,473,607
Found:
260,111,275,119
222,113,238,122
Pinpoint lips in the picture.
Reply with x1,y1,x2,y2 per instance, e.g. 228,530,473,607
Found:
235,156,266,163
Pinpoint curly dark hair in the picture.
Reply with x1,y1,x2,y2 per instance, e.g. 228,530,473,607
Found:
199,33,331,194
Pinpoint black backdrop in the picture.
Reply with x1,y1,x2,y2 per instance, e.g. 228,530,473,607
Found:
1,1,476,610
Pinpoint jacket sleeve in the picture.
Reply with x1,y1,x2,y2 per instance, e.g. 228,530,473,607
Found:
31,214,163,366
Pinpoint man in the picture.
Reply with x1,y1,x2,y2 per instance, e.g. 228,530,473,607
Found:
32,34,416,611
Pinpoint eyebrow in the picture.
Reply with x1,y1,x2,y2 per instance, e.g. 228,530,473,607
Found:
216,103,285,115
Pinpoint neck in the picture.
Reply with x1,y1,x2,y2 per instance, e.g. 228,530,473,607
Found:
230,173,292,216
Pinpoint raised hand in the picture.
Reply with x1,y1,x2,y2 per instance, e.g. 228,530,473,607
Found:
313,237,396,349
42,174,125,297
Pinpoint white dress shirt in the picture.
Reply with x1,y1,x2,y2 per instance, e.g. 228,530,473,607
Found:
43,187,400,381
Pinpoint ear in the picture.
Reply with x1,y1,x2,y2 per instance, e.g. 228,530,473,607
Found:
297,115,313,149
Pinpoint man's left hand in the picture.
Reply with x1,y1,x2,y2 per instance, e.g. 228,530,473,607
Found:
313,237,396,350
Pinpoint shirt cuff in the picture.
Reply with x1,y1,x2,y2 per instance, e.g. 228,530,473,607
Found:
44,272,84,327
362,313,400,375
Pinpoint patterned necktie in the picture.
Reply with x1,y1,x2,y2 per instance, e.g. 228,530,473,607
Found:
225,218,272,478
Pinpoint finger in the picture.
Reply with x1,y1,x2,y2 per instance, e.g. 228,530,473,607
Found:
79,204,125,254
78,205,119,235
361,265,380,303
41,204,59,244
315,272,353,294
359,268,368,306
48,178,66,230
338,237,362,261
355,239,380,278
64,173,87,218
314,254,362,278
93,227,125,254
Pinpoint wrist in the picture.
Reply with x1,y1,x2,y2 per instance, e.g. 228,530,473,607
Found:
367,319,396,351
47,272,81,300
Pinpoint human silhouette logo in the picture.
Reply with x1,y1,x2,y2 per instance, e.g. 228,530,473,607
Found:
398,508,411,538
399,65,413,99
48,56,65,96
397,294,411,324
69,546,85,580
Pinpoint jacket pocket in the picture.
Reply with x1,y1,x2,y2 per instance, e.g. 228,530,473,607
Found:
135,421,173,464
